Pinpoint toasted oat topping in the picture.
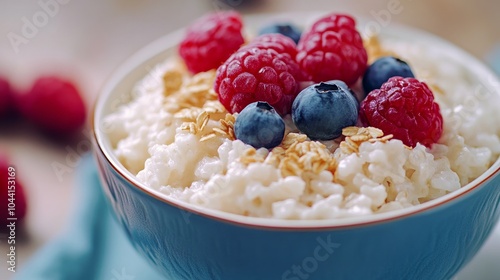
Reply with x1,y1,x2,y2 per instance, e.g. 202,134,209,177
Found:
263,146,284,166
180,111,210,135
163,67,235,142
280,133,308,150
179,110,236,143
163,70,218,113
238,127,401,180
200,133,217,142
364,35,397,63
282,141,337,176
339,126,399,154
174,107,205,121
239,132,337,179
162,68,185,96
342,126,382,138
213,113,236,140
202,100,227,114
239,148,266,165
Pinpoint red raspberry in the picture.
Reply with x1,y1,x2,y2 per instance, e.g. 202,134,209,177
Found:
296,13,367,84
214,46,301,115
246,34,298,59
17,77,86,136
0,154,28,230
0,77,14,118
360,77,443,147
179,11,245,74
244,34,309,81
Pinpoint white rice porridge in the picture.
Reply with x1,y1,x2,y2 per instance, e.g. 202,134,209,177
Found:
104,37,500,220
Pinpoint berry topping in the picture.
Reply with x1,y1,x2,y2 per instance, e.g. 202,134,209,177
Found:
1,154,27,228
362,56,415,95
246,33,298,59
17,76,86,136
179,11,245,74
244,33,309,81
259,23,302,44
335,79,360,109
0,77,14,118
360,77,443,147
292,80,359,140
296,13,367,84
234,101,285,149
214,46,301,115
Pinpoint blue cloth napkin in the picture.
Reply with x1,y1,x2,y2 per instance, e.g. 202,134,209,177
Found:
486,44,500,75
14,154,164,280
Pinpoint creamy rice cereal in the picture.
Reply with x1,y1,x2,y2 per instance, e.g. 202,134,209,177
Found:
104,36,500,220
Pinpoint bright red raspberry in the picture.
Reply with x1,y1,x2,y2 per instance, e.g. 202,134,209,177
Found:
179,11,245,74
0,77,14,118
246,34,298,58
0,154,28,230
17,77,86,136
244,34,310,82
296,14,367,84
360,77,443,147
214,47,301,116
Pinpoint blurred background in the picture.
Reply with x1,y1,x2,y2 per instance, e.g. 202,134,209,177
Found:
0,0,499,279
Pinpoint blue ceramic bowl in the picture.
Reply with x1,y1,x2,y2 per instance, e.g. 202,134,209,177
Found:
93,13,500,280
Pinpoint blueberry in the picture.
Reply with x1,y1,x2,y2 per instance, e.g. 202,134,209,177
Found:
234,101,285,149
259,23,301,44
331,80,360,109
292,81,359,140
362,56,415,95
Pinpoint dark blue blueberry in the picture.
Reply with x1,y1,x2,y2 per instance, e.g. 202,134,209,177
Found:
362,56,415,96
292,81,359,140
258,23,301,44
329,80,360,109
234,101,285,149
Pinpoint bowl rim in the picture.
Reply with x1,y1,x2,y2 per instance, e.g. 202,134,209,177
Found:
93,12,500,230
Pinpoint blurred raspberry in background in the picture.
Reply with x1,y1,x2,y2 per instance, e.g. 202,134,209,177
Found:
0,153,28,231
0,77,15,119
16,76,86,139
